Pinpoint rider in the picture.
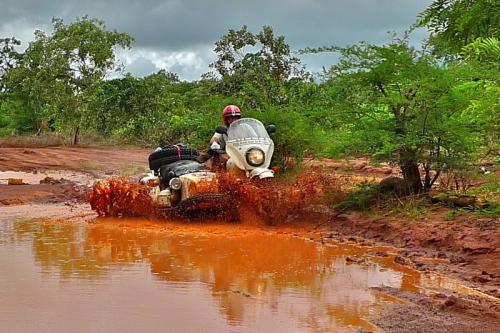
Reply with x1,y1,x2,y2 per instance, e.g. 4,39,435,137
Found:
209,104,241,151
197,105,241,168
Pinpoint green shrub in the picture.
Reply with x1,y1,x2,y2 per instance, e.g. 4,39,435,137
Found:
333,181,379,211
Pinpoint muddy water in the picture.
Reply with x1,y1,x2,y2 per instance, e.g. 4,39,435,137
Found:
0,218,419,333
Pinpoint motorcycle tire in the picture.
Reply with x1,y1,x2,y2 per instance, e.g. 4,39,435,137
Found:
149,146,199,171
178,194,239,222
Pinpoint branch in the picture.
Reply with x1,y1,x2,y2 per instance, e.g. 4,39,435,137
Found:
376,82,388,97
430,170,441,188
421,102,429,136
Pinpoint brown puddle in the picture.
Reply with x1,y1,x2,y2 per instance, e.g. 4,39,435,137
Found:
0,218,422,333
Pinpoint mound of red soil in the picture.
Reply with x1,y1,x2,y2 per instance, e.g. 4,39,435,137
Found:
0,147,149,173
0,183,88,205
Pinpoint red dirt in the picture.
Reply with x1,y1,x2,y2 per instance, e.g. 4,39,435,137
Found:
304,157,396,179
0,182,87,205
0,146,148,173
0,146,150,207
0,146,498,332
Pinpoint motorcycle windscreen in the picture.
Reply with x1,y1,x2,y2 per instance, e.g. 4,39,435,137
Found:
227,118,270,140
226,118,274,171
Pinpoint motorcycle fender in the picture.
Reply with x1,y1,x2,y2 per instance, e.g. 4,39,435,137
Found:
250,168,274,179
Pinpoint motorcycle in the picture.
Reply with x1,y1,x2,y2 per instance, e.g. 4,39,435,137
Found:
140,118,276,217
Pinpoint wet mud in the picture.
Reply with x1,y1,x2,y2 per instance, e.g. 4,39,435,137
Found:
0,146,499,332
0,147,147,173
86,168,342,221
316,211,500,299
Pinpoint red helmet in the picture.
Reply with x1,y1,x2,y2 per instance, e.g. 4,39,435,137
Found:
222,105,241,125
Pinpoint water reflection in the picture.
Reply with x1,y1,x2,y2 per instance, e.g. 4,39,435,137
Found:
1,219,421,332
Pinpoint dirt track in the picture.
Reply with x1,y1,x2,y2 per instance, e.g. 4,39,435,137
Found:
0,146,148,173
0,146,499,332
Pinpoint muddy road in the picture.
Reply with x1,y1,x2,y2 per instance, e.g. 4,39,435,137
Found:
0,146,499,332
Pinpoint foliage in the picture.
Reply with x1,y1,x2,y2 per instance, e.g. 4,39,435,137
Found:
210,25,309,108
1,17,133,141
468,175,500,203
0,14,497,189
333,181,380,211
444,203,500,220
418,0,500,56
304,36,495,193
463,37,500,63
474,203,500,219
0,37,22,91
333,180,432,217
459,37,500,156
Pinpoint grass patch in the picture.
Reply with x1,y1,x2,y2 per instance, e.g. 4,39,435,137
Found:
333,181,379,211
442,203,500,221
382,196,431,219
120,164,148,176
443,208,467,221
79,161,106,171
474,203,500,219
468,180,500,204
333,180,432,219
0,133,66,147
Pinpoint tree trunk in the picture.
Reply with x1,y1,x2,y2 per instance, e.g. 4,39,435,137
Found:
423,165,440,193
72,126,80,145
399,150,422,194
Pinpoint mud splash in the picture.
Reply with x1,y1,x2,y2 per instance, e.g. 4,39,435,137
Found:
219,169,348,222
88,177,157,217
87,170,345,222
0,218,424,332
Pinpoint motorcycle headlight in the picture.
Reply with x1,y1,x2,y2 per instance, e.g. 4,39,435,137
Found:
246,148,265,167
169,177,182,190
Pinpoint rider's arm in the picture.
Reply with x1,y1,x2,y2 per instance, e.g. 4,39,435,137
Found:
210,132,226,151
210,132,222,145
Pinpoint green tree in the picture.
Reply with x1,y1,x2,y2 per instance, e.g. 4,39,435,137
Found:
0,37,22,91
4,17,133,142
307,38,490,193
88,71,224,147
418,0,500,56
0,37,24,134
460,37,500,156
210,25,308,108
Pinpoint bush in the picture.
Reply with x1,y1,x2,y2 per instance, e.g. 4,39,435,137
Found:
333,181,379,211
246,106,333,168
0,132,65,147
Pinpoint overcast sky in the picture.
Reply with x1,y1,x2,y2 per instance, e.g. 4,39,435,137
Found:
1,0,433,81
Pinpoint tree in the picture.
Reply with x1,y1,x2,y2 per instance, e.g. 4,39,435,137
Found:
210,25,308,107
418,0,500,56
0,38,24,134
459,37,500,157
0,37,22,91
3,17,133,143
307,38,490,193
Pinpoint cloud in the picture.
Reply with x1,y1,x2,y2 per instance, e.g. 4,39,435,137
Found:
0,0,434,80
0,17,49,49
116,46,215,80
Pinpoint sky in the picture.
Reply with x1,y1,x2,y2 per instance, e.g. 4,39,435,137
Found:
0,0,434,81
